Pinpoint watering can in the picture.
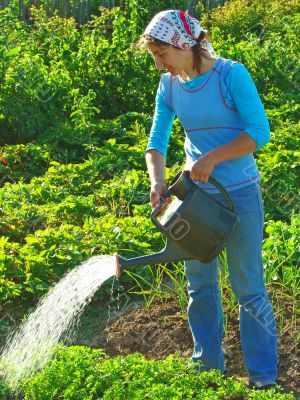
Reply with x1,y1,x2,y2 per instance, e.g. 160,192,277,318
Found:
114,170,239,277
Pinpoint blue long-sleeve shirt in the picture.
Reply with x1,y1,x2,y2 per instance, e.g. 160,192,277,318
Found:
147,59,270,156
146,58,270,192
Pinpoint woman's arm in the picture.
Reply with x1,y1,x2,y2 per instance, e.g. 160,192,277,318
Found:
145,77,176,206
146,78,176,160
146,149,170,208
190,132,256,183
146,149,166,185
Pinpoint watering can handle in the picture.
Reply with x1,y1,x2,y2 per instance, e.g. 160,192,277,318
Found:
176,170,235,213
151,170,235,224
150,190,172,225
206,175,235,213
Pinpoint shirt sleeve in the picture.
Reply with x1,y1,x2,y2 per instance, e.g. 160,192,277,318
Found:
145,79,176,158
226,63,270,151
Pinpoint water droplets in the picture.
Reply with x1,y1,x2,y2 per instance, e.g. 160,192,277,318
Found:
0,254,115,391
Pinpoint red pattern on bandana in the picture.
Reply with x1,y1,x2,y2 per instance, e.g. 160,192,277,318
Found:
179,11,195,40
171,31,180,47
161,16,174,27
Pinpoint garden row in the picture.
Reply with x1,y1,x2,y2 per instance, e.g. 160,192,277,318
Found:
0,345,297,399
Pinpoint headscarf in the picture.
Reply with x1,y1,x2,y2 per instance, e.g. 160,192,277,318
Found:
144,9,215,55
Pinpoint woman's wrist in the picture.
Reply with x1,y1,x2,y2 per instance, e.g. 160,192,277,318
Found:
151,180,166,187
206,149,221,165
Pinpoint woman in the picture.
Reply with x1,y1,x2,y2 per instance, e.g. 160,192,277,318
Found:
137,10,278,390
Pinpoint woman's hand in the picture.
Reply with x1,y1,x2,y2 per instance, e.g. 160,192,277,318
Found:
150,182,171,209
189,152,217,183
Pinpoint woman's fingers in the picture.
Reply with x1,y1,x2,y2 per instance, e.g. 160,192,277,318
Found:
150,182,168,208
190,171,209,183
150,191,160,208
150,191,172,209
190,153,216,183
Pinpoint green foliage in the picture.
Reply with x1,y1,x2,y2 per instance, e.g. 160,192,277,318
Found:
0,143,50,185
203,0,298,41
263,214,300,292
0,6,159,144
1,0,298,146
17,345,296,399
0,377,11,400
22,345,108,400
257,122,299,221
126,261,188,312
208,0,300,109
0,116,176,311
0,166,158,307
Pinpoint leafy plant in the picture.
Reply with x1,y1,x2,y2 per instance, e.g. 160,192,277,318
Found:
16,345,296,399
0,143,50,185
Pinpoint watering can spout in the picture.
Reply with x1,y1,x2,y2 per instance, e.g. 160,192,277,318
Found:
114,239,192,277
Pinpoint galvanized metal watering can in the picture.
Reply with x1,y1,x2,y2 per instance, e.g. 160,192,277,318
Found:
114,170,239,277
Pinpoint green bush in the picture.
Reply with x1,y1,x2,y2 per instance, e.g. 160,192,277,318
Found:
0,7,159,144
16,345,296,399
1,0,298,146
0,377,11,400
204,0,298,42
263,214,300,292
0,143,50,186
257,122,300,221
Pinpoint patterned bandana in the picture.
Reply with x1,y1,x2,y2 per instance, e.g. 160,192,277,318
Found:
144,10,206,50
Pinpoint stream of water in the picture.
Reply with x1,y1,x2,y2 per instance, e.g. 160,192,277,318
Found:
0,254,115,390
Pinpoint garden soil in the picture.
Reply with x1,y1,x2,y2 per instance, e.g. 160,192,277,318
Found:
88,296,300,397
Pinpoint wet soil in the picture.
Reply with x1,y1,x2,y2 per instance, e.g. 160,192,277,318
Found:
86,296,300,397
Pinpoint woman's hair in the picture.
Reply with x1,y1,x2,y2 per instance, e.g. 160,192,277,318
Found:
134,31,213,75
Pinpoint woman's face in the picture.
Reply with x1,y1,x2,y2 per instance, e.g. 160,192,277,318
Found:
147,42,189,76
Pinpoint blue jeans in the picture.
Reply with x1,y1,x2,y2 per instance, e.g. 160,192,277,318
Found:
184,183,278,382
